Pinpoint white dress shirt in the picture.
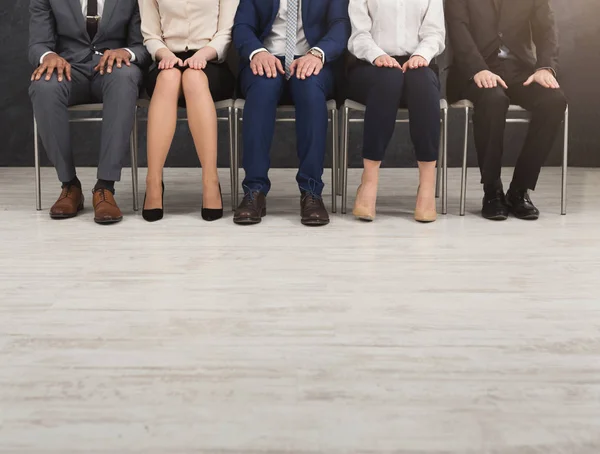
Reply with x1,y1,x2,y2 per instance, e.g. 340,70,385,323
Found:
249,0,324,62
348,0,445,65
40,0,135,64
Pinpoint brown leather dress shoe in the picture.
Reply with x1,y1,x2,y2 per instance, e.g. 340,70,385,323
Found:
92,189,123,225
300,192,329,226
50,185,84,219
233,191,267,225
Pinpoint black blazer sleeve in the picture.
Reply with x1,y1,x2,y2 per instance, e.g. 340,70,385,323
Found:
531,0,559,73
445,0,488,78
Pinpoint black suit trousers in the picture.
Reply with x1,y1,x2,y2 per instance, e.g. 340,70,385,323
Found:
464,75,567,190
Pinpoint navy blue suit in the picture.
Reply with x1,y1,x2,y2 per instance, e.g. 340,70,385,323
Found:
233,0,350,196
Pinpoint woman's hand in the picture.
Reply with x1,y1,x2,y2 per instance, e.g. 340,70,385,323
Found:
401,55,429,72
156,48,184,70
374,55,401,69
184,47,217,70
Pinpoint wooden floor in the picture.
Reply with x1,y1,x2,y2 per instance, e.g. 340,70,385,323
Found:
1,167,599,454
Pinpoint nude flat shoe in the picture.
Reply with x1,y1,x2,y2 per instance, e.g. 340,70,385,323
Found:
414,186,437,223
352,184,376,222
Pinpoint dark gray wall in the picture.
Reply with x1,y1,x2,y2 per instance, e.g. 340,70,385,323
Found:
1,0,599,169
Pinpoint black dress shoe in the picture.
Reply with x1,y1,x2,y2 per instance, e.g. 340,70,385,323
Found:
506,188,540,220
142,182,165,222
233,191,266,225
482,190,509,221
300,192,330,226
202,184,223,222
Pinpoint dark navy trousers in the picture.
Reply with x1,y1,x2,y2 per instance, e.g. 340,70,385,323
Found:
239,57,334,196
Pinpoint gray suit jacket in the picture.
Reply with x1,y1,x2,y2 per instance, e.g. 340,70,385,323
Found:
28,0,150,68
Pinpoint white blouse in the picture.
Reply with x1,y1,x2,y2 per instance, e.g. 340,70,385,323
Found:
348,0,446,65
139,0,239,62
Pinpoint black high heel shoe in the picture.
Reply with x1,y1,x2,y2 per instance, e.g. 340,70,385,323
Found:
142,182,165,222
201,183,223,221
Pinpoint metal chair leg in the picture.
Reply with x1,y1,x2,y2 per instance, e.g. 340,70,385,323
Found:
442,107,448,215
336,111,343,197
436,121,442,199
459,107,469,216
341,106,350,214
233,107,240,210
331,108,338,213
561,106,569,215
228,106,236,211
34,114,42,211
131,107,140,212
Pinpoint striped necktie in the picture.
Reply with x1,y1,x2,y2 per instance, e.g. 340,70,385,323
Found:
284,0,299,79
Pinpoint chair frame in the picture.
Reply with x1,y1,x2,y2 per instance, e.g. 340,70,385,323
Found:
232,99,339,213
453,100,569,216
339,99,449,215
133,99,237,211
34,104,140,212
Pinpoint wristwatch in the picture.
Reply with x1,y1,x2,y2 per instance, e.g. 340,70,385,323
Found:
308,48,324,62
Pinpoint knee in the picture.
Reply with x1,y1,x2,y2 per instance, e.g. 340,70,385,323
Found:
155,68,182,92
29,76,67,101
182,69,209,94
404,68,440,93
534,89,567,114
291,77,327,105
476,87,510,112
245,75,282,102
104,64,142,87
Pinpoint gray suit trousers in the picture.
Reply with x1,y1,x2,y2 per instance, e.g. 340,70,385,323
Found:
29,55,142,183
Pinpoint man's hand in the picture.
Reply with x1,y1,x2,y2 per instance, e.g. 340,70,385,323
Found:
94,49,132,75
474,70,508,89
374,55,401,69
184,47,214,70
250,51,284,78
31,53,71,82
524,69,560,89
401,55,428,72
289,54,323,79
156,48,184,70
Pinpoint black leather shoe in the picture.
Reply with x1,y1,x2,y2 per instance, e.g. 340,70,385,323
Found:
142,182,165,223
300,192,330,226
233,191,266,225
482,190,509,221
506,188,540,220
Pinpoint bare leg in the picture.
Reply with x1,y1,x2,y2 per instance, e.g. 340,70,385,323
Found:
416,161,437,216
145,69,182,210
181,69,221,210
353,158,380,220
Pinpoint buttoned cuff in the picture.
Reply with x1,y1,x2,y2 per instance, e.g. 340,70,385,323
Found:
249,48,269,61
125,48,136,62
40,51,55,64
309,47,326,64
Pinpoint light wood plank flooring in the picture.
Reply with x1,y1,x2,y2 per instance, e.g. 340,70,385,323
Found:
0,167,599,454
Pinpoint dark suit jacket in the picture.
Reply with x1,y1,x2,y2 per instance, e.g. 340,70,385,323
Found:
28,0,150,68
445,0,559,99
232,0,351,68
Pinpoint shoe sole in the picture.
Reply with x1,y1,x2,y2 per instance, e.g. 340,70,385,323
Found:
512,213,539,221
50,203,84,220
483,214,509,221
234,208,266,225
301,219,330,226
94,217,123,225
356,216,374,222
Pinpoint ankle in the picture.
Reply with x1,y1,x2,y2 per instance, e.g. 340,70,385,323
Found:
202,175,220,186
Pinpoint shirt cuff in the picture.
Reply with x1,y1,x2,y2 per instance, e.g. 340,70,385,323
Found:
249,48,269,61
411,45,437,65
125,48,136,62
40,51,55,64
310,47,326,64
536,67,556,77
